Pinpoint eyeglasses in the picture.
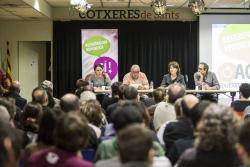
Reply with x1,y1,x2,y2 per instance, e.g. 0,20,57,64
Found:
198,68,204,70
132,71,140,73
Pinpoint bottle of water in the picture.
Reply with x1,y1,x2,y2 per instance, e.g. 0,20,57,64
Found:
150,81,154,90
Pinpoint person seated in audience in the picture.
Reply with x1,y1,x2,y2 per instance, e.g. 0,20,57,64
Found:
60,93,80,113
148,87,166,118
22,102,43,144
194,62,220,102
4,80,27,110
0,120,23,167
102,82,122,111
2,77,12,94
163,95,199,157
176,104,241,167
161,61,186,88
22,109,59,165
75,79,92,98
167,100,211,165
32,87,49,111
95,124,172,167
231,83,250,119
40,80,59,108
153,83,185,131
80,99,107,138
27,112,93,167
89,64,111,89
236,120,250,167
105,85,135,123
95,101,164,162
80,91,96,104
123,64,149,90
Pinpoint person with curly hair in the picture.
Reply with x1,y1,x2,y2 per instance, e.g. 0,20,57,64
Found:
176,104,242,167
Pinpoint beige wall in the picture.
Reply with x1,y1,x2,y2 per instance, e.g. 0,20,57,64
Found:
0,20,52,80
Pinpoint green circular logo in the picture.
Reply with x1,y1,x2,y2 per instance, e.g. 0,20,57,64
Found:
83,36,110,56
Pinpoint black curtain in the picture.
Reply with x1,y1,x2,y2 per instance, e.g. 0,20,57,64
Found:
53,20,198,98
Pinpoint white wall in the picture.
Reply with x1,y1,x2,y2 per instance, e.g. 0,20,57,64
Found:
0,20,52,80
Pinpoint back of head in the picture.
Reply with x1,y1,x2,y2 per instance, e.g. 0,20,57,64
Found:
238,120,250,155
0,120,22,167
40,80,53,94
22,102,43,133
239,83,250,99
168,83,186,104
32,87,48,106
9,80,20,93
195,104,240,152
111,101,144,132
181,94,199,118
55,112,89,153
111,82,122,97
124,86,138,100
117,124,153,163
37,109,58,145
0,98,16,121
60,93,80,113
153,87,166,103
80,99,103,127
0,105,10,124
76,79,89,89
80,91,96,103
118,84,128,99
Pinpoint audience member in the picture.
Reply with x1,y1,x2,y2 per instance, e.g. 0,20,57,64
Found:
236,120,250,167
95,101,164,161
176,104,241,167
153,83,185,131
60,93,80,112
4,80,27,110
27,112,93,167
231,83,250,118
102,82,122,111
163,95,199,156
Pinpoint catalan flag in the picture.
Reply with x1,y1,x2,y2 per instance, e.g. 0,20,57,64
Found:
5,41,12,82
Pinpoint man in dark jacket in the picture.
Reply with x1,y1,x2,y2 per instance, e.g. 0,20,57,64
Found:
4,80,27,110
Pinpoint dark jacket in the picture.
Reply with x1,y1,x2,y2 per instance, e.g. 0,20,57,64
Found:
4,91,27,110
176,148,241,167
161,74,186,87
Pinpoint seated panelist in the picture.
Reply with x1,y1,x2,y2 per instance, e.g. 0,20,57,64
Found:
123,64,149,90
89,64,111,89
161,61,186,88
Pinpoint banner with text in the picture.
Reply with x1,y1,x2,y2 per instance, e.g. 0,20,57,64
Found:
54,7,196,21
212,24,250,89
82,29,118,82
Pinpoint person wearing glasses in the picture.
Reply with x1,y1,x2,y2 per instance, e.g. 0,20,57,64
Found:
123,64,149,90
89,64,111,89
161,61,186,88
194,62,220,102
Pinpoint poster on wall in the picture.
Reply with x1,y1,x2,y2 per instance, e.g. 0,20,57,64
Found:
212,24,250,89
81,29,118,83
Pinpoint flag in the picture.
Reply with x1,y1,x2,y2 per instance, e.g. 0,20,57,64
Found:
5,41,12,82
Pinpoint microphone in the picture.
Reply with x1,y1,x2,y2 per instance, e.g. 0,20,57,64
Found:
185,74,189,86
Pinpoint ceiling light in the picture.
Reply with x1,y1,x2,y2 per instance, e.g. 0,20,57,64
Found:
152,0,167,15
70,0,92,13
188,0,205,15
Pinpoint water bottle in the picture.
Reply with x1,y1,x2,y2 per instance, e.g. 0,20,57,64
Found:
150,81,154,90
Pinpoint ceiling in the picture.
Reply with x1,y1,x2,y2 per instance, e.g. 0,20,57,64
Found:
0,0,249,20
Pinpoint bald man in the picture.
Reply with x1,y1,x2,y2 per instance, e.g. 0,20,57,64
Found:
123,64,149,90
4,80,27,110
